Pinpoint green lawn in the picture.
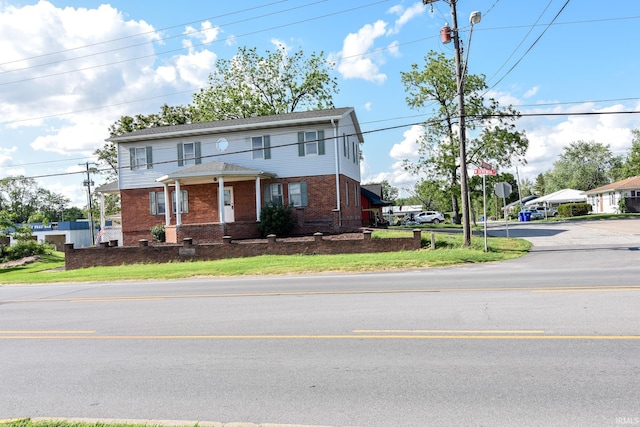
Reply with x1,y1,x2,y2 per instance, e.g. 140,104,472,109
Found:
0,231,530,285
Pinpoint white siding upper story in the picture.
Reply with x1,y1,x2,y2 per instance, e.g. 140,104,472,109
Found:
112,108,363,190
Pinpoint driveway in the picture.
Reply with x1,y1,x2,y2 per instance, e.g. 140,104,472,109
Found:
486,218,640,247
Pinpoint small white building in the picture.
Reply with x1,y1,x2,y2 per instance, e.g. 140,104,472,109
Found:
585,176,640,214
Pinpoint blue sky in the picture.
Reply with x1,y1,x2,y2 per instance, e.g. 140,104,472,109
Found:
1,0,640,206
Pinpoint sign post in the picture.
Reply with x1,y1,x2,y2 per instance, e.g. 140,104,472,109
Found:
474,163,496,252
494,181,513,238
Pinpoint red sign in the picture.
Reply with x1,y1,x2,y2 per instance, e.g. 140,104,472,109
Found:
474,168,496,176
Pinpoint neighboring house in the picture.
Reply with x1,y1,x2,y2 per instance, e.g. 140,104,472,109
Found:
360,184,391,226
105,107,364,245
585,176,640,214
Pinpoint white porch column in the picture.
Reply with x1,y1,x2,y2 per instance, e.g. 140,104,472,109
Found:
218,176,225,223
255,177,261,221
175,180,182,226
99,192,106,228
163,183,171,226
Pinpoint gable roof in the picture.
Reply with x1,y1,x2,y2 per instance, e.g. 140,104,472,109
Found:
107,107,363,143
585,176,640,194
526,188,586,205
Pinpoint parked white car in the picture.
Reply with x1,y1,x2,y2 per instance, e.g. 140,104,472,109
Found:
531,205,559,217
413,211,446,224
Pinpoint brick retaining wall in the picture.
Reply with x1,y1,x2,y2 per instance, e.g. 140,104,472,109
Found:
64,230,423,270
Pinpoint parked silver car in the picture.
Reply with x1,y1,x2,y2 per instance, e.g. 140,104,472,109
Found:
414,211,446,224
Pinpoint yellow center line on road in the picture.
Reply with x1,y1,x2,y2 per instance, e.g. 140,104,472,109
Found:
534,287,640,293
0,330,95,334
354,329,546,334
1,334,639,340
2,285,640,304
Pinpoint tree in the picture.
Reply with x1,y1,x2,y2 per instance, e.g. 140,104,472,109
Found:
191,46,338,121
411,179,450,212
533,173,545,196
0,176,42,224
543,141,617,192
620,129,640,178
400,51,528,225
379,180,399,203
63,207,85,222
518,177,534,198
0,176,72,224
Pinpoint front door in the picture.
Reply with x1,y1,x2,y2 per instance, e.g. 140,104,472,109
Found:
224,187,235,222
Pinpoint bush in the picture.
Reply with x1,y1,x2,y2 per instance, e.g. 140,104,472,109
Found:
258,203,293,237
150,223,166,242
2,240,52,262
558,203,592,217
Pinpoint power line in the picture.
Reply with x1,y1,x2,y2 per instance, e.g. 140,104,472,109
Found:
484,0,571,94
485,0,554,85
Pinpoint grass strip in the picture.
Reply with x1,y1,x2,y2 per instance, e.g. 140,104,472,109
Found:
0,233,530,285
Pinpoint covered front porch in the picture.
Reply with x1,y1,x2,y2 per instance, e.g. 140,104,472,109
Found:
157,161,276,243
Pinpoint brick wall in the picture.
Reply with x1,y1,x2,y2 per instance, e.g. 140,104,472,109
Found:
64,230,422,270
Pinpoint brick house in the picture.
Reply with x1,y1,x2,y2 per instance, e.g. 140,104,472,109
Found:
105,107,364,245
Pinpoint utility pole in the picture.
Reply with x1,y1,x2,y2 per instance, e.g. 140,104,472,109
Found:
423,0,475,245
81,161,96,244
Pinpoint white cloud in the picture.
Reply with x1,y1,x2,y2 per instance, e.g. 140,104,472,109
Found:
0,2,219,157
183,20,220,47
386,2,425,35
364,102,373,111
30,120,109,155
0,2,159,125
524,86,539,98
516,101,640,181
332,20,388,84
0,146,17,167
389,125,423,160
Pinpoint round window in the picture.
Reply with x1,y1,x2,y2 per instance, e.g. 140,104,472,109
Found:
217,138,229,152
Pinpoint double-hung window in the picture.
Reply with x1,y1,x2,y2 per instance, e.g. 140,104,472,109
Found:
172,190,189,213
130,147,153,170
288,182,308,207
149,191,166,215
178,142,201,166
150,190,188,215
264,183,283,206
252,135,271,159
298,130,325,156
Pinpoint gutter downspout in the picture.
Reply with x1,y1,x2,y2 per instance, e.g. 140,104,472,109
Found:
332,118,341,227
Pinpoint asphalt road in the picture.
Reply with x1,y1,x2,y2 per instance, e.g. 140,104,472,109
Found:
1,219,640,426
